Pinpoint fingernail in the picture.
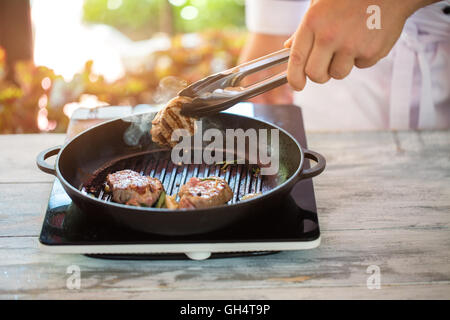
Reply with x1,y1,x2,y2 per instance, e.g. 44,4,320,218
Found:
284,38,293,48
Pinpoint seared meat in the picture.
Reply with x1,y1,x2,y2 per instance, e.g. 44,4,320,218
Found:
151,96,196,147
106,170,163,207
165,195,179,210
178,176,233,209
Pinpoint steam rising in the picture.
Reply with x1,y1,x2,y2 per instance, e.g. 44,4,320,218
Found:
123,76,188,146
153,76,188,104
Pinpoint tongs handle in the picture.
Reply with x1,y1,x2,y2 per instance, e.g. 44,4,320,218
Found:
179,48,290,117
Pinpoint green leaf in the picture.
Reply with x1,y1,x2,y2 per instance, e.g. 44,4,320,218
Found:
154,191,166,208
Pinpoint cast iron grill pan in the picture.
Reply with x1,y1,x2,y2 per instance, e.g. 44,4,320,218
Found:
36,112,326,236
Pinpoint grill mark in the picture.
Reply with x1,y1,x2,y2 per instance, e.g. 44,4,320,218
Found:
160,118,178,146
184,117,195,133
166,109,194,135
161,118,174,135
167,109,184,129
157,132,170,146
171,106,195,133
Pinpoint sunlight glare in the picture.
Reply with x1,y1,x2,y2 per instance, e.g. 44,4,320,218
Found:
32,0,124,81
180,6,199,20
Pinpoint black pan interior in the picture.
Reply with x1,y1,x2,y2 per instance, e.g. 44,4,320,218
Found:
82,150,268,204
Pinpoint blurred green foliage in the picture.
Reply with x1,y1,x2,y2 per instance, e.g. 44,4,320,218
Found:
171,0,246,34
0,0,247,133
83,0,163,40
0,29,247,133
83,0,245,40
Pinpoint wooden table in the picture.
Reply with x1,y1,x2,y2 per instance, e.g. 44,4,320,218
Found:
0,130,449,299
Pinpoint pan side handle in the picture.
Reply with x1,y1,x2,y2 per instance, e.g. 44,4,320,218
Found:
297,149,326,180
36,146,61,176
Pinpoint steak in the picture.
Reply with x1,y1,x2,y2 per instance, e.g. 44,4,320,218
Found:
178,176,233,209
106,169,163,207
151,96,196,147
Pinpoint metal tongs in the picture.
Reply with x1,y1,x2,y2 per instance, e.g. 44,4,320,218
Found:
179,48,290,117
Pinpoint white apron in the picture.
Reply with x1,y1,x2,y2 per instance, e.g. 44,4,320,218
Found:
294,2,450,131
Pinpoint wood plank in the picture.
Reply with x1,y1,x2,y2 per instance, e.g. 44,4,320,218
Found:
306,131,450,231
2,283,448,300
1,131,449,299
0,227,448,299
0,134,65,183
0,183,52,236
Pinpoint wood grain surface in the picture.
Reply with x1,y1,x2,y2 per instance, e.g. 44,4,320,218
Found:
0,130,449,299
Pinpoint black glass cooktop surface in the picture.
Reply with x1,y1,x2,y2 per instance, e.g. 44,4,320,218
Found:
38,104,321,260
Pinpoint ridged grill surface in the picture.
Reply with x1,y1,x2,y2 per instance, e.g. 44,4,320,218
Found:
81,151,265,204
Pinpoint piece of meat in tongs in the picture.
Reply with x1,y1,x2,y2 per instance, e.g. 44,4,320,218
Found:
150,48,290,147
178,47,290,117
151,96,197,147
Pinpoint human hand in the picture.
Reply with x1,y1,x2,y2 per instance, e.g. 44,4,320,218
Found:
284,0,437,90
238,33,293,105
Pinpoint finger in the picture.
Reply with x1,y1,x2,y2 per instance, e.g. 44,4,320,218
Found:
328,51,354,80
354,58,377,69
304,42,333,84
287,23,314,91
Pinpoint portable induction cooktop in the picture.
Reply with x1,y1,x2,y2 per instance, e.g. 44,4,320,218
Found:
38,103,321,260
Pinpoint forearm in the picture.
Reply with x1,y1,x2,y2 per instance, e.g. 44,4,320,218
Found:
245,0,310,35
239,33,289,62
